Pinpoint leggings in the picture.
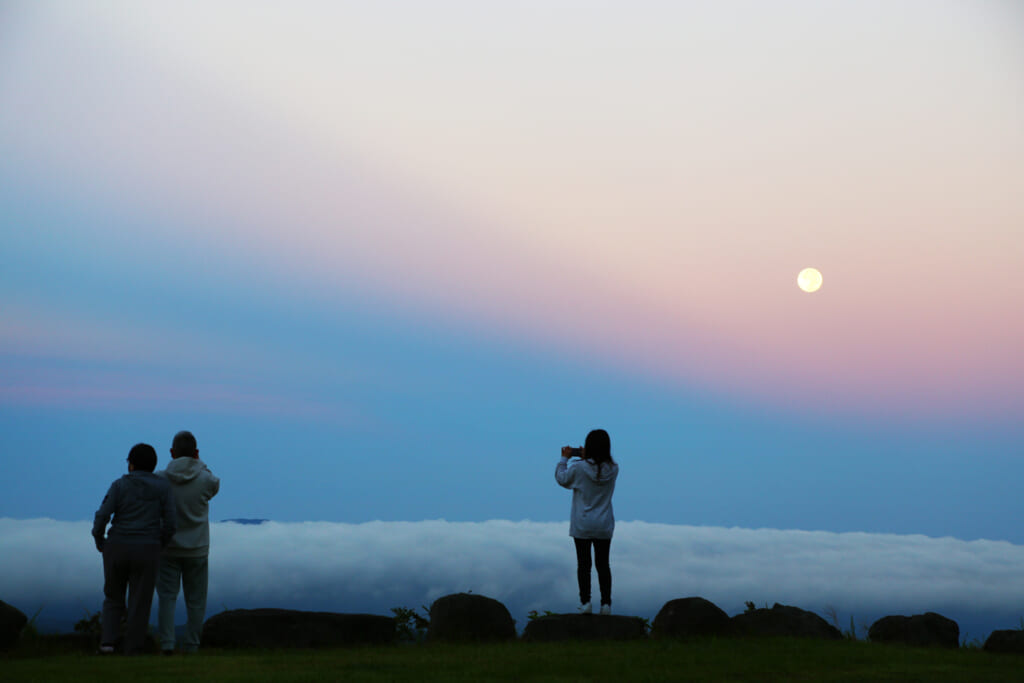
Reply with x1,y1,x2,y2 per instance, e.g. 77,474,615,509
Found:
574,537,612,606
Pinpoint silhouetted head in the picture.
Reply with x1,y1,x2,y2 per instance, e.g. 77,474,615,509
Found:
584,429,613,465
171,430,198,459
128,443,158,472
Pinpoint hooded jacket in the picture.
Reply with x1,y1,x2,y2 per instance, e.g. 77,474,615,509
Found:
159,457,220,557
92,471,176,547
555,456,619,539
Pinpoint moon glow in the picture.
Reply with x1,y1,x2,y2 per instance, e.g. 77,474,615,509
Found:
797,268,822,293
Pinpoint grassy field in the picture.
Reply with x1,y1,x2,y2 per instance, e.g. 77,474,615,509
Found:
2,638,1020,682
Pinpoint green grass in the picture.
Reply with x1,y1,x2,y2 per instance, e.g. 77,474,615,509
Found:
2,638,1020,682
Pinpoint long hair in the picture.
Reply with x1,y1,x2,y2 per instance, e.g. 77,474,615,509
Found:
584,429,614,482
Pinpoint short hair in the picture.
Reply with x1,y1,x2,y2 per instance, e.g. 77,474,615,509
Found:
128,443,158,472
171,430,198,455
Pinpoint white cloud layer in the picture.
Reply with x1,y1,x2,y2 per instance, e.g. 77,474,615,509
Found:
3,518,1023,639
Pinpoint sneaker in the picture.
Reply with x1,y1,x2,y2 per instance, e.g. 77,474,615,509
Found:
577,602,592,614
600,604,611,615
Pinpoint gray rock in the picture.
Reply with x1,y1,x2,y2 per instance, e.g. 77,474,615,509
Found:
522,614,647,642
653,597,734,639
983,629,1024,654
732,603,842,640
426,593,516,642
0,600,28,650
868,612,959,649
202,608,395,648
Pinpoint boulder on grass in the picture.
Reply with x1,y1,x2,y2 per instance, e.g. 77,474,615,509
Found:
522,614,647,642
202,609,395,648
426,593,515,642
984,630,1024,654
0,600,28,649
653,597,734,639
868,613,959,649
732,603,841,640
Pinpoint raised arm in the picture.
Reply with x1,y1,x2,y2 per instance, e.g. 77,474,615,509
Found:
555,447,576,489
205,468,221,501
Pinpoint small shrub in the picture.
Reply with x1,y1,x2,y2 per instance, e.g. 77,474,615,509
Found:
744,601,768,614
392,606,429,643
74,610,101,637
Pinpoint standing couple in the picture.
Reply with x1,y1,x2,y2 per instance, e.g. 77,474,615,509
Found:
91,430,220,655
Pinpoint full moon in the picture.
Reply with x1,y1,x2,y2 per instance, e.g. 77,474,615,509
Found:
797,267,822,293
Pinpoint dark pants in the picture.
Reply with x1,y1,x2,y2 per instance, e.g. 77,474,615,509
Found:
574,537,612,606
102,542,161,654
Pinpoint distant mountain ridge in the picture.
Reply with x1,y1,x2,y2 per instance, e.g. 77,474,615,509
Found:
219,518,269,525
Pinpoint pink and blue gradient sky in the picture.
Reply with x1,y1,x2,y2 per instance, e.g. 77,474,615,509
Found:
1,2,1022,541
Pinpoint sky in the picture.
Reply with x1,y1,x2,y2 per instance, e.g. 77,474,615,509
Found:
1,0,1023,635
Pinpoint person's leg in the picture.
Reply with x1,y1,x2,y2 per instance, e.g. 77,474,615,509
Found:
593,539,612,607
156,555,183,652
573,538,593,606
123,544,160,654
101,543,130,649
180,555,209,653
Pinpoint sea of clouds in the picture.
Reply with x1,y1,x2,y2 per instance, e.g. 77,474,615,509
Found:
3,518,1023,640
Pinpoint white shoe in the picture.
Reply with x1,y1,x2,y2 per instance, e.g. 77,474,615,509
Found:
600,604,611,615
577,602,592,614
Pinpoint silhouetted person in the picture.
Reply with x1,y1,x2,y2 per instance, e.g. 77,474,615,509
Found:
92,443,176,654
555,428,619,615
156,430,220,654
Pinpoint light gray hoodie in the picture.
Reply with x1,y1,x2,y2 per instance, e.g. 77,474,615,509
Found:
555,456,619,539
159,457,220,557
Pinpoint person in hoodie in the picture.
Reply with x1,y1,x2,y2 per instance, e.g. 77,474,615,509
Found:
555,428,619,615
92,442,176,654
156,430,220,654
